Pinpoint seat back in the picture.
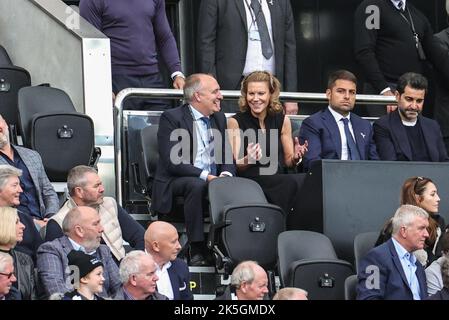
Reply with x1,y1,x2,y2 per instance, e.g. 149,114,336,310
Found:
18,86,95,181
354,231,378,273
0,45,13,65
277,230,338,286
289,259,354,300
208,177,285,270
222,204,285,269
344,274,358,300
0,66,31,130
31,113,94,181
18,86,76,148
208,177,268,225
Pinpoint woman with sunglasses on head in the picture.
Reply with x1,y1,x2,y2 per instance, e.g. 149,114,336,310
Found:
227,71,308,216
376,176,446,266
0,206,36,299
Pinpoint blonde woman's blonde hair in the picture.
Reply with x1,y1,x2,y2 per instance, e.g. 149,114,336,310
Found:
238,71,283,114
0,207,19,248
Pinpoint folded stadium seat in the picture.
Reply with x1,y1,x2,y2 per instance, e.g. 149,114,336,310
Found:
17,86,99,182
137,124,201,222
0,45,13,65
344,274,358,300
0,45,31,141
353,231,378,274
277,230,354,300
208,177,286,278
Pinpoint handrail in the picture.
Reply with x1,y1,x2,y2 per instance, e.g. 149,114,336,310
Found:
114,88,396,205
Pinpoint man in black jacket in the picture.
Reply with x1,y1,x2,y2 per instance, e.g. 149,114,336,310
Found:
373,72,449,162
354,0,434,116
430,0,449,154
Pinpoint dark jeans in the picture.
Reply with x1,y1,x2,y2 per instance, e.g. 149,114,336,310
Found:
113,73,172,110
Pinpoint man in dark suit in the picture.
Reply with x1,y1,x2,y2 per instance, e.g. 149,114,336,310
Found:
151,73,236,266
36,206,121,299
299,70,379,171
354,0,434,116
357,205,429,300
197,0,297,112
373,72,449,162
144,221,192,299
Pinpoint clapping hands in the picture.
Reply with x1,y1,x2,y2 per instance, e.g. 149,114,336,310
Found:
293,138,308,162
247,142,262,163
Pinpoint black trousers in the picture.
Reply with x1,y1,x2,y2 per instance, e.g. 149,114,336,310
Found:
171,177,208,242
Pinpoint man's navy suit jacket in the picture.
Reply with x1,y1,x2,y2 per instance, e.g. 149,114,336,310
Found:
299,108,379,171
373,111,449,161
152,104,235,213
357,239,428,300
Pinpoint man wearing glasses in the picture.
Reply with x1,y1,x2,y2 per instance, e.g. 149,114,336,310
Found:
0,252,20,300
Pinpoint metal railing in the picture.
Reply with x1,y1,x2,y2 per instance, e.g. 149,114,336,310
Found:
113,88,396,205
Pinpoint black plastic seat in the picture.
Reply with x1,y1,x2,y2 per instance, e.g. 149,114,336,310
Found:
0,45,31,137
277,230,354,300
208,177,285,274
17,86,98,181
354,231,378,273
344,274,358,300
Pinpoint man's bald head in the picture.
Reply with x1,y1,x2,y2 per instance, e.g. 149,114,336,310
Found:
144,221,181,266
145,221,177,243
62,206,104,251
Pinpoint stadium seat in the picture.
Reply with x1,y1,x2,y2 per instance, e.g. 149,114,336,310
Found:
208,177,285,275
17,86,99,181
354,231,378,273
277,230,354,300
344,274,358,300
0,45,13,65
0,45,31,139
137,124,193,221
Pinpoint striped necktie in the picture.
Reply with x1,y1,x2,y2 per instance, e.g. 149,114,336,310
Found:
200,117,217,176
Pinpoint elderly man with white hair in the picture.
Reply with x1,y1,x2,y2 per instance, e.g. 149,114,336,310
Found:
113,250,167,300
357,204,429,300
215,260,269,300
0,252,20,300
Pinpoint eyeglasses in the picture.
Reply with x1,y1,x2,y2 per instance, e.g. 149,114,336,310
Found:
0,271,15,279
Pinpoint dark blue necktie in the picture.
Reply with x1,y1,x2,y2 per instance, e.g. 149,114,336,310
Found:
397,1,405,12
341,118,361,160
200,117,217,176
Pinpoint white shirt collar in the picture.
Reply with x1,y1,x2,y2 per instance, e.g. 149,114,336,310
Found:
328,105,351,123
68,237,96,255
392,237,416,264
390,0,407,10
68,237,85,252
190,105,207,121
